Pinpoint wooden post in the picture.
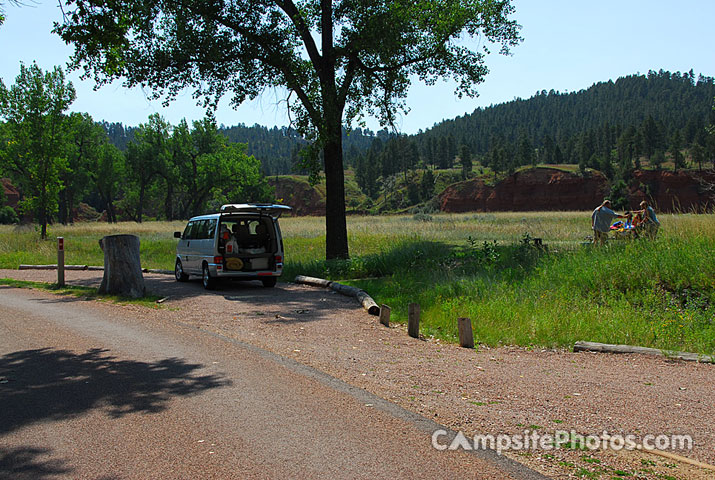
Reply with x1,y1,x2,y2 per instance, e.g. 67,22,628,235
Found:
57,237,65,287
457,317,474,348
408,303,420,339
379,304,391,327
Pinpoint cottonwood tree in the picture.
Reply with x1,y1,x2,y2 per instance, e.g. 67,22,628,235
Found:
59,112,107,224
125,114,170,222
55,0,520,259
0,62,76,238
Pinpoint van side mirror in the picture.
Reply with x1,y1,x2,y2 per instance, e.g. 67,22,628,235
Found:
174,231,182,239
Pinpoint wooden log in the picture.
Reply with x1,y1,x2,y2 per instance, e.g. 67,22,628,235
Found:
355,290,380,316
643,448,715,472
142,268,174,275
19,264,57,270
294,275,333,288
574,341,714,364
457,317,474,348
379,304,391,327
330,282,380,316
18,264,89,270
98,234,145,298
408,303,420,339
295,275,380,316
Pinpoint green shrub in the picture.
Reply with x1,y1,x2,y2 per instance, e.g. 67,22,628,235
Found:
0,206,19,224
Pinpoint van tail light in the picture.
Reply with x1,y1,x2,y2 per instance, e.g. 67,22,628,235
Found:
274,255,282,264
226,244,233,253
213,256,224,264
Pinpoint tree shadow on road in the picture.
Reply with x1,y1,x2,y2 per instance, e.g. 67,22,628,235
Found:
0,348,230,435
0,446,72,480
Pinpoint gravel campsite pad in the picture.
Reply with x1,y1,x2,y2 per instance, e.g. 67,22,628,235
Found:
2,268,713,479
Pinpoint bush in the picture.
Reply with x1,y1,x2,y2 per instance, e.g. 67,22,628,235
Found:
0,206,19,224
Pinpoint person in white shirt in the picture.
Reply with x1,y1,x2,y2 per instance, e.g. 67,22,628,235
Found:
591,200,627,246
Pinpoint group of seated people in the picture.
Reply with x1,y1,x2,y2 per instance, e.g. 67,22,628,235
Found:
219,221,270,254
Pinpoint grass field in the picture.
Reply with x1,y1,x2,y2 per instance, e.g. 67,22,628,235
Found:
1,211,713,354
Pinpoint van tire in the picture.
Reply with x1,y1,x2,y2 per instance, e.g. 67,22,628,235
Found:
202,263,216,290
175,259,189,282
261,277,277,288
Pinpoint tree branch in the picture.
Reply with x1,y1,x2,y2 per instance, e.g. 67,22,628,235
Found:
273,0,323,77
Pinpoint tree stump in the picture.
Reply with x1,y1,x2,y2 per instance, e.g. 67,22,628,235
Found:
98,234,146,298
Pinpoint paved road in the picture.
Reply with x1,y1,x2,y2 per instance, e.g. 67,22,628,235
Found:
0,287,543,479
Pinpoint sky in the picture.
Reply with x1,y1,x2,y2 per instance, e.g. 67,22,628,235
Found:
1,0,714,134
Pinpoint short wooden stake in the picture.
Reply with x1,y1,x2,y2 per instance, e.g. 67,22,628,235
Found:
457,317,474,349
408,303,420,338
379,304,391,327
57,237,65,287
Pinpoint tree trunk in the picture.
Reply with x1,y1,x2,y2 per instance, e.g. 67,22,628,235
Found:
164,179,173,221
137,182,145,223
323,130,349,260
98,234,145,298
58,190,68,225
39,209,47,240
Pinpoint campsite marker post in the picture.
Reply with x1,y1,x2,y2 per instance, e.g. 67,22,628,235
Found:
57,237,65,287
457,317,474,348
408,303,420,338
379,304,391,327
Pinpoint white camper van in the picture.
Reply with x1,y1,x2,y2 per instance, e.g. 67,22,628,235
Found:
174,204,291,289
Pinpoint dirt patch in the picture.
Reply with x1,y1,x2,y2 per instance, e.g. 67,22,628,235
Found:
1,268,713,479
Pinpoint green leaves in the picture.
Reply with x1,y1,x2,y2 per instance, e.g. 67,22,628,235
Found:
0,62,76,237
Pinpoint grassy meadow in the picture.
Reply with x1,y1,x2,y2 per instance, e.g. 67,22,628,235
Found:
1,211,713,355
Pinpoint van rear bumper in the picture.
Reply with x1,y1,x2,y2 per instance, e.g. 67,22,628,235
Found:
209,263,281,278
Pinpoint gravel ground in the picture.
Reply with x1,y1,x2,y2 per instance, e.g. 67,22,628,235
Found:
2,268,713,479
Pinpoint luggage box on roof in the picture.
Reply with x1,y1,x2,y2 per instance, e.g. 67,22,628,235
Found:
220,204,292,218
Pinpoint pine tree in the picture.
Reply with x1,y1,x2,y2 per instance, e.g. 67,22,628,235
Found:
459,144,472,179
670,130,685,172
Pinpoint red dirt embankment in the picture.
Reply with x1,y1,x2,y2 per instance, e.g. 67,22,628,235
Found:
269,176,325,216
439,168,714,213
629,170,715,212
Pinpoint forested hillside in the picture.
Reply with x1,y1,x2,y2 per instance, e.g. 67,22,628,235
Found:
417,69,715,171
100,70,715,179
421,70,715,153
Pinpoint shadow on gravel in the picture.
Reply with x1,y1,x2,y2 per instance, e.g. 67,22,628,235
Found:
0,446,72,480
0,348,230,435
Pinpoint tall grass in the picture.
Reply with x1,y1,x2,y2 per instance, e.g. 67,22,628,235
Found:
1,212,713,354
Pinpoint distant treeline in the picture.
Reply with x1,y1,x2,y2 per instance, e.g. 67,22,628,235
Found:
103,121,395,176
102,69,715,178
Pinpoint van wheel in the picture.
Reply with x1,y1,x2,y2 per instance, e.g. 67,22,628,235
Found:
202,264,216,290
261,277,277,288
175,259,189,282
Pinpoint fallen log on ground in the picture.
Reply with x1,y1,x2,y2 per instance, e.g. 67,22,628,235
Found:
643,448,715,472
574,341,714,364
295,275,380,316
17,265,173,275
19,264,89,271
294,275,333,288
142,268,174,275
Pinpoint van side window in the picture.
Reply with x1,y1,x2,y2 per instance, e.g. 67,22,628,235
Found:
194,220,209,240
206,219,217,240
183,221,195,239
